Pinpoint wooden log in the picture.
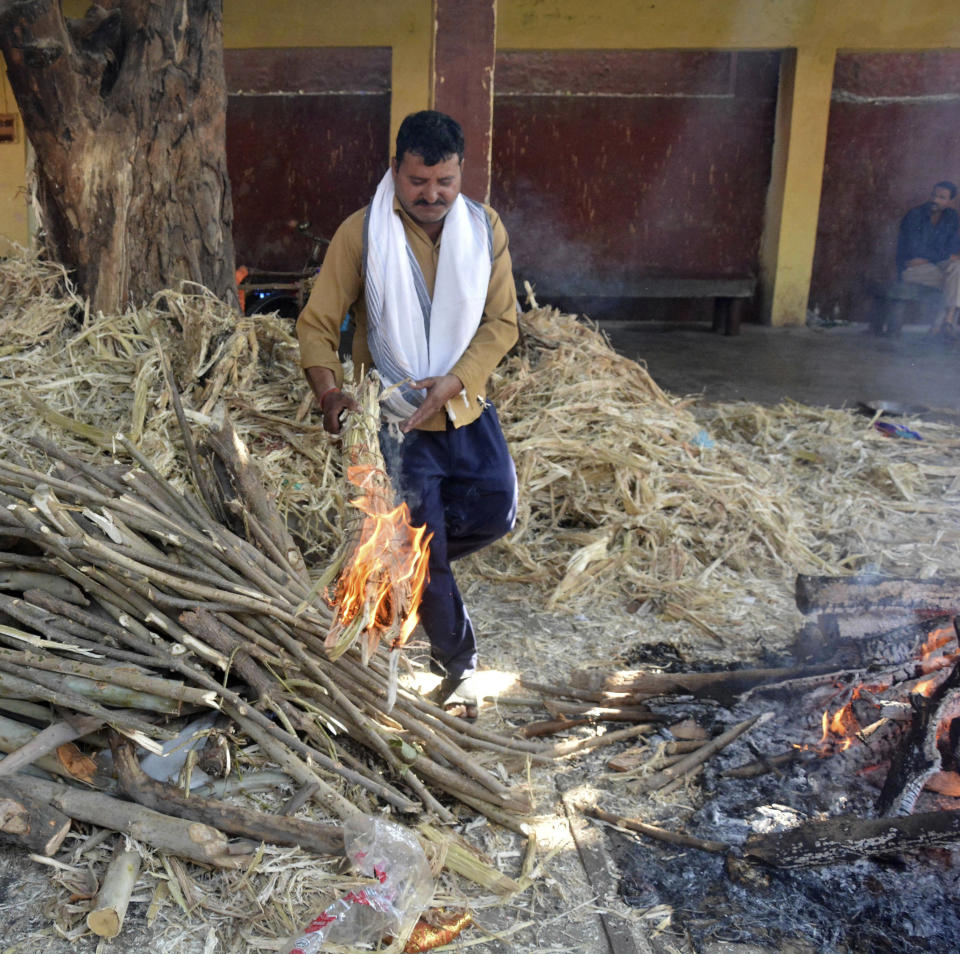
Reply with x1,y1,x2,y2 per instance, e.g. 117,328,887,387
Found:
519,679,641,704
200,415,308,581
812,610,933,644
111,737,345,856
0,646,218,710
721,747,815,779
794,614,953,669
86,847,142,938
0,714,102,781
0,779,71,855
571,665,837,701
608,739,704,773
550,723,657,758
0,667,176,740
877,659,960,816
0,570,87,604
795,573,960,616
517,717,589,739
542,699,662,723
629,714,769,794
743,809,960,867
5,773,250,868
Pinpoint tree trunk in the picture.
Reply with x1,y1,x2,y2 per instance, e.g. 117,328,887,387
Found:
0,0,238,313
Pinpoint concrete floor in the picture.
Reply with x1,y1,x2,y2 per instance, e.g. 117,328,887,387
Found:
601,319,960,413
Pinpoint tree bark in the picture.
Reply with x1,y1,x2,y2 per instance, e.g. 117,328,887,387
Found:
0,0,238,313
112,736,346,856
6,772,249,867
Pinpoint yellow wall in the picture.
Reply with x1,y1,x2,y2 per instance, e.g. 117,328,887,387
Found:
3,0,960,323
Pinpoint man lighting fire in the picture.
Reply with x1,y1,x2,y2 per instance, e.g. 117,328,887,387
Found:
296,111,519,719
896,180,960,338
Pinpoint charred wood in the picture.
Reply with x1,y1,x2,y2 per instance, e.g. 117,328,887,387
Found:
877,658,960,816
744,808,960,867
795,574,960,617
794,614,954,671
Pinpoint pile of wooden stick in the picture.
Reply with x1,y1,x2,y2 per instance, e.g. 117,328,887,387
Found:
0,401,556,879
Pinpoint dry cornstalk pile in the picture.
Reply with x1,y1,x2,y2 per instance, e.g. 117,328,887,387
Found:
4,250,953,634
480,289,960,633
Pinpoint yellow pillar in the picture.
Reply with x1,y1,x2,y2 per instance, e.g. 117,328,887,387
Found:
762,45,836,326
0,68,29,252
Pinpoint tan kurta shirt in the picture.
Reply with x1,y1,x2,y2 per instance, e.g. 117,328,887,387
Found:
296,196,518,430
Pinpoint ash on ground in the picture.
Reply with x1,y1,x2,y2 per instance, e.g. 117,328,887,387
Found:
604,682,960,954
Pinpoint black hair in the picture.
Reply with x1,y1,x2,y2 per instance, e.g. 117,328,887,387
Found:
395,111,464,166
934,180,958,199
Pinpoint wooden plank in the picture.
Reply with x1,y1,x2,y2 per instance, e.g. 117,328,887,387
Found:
560,790,643,954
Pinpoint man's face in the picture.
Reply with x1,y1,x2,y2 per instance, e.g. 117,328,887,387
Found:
391,151,462,229
931,186,954,211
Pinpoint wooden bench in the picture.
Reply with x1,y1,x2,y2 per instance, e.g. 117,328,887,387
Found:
868,280,942,336
522,276,756,335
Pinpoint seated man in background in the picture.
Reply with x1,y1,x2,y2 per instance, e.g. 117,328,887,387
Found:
896,180,960,338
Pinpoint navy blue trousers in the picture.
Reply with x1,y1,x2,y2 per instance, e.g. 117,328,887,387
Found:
381,405,517,680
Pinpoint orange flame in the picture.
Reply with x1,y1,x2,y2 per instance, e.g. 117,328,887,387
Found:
326,465,432,661
818,702,859,752
913,674,941,698
916,624,960,677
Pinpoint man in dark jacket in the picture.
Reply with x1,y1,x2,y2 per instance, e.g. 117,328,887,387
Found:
897,181,960,337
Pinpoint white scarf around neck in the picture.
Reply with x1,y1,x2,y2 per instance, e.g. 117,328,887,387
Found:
364,169,491,421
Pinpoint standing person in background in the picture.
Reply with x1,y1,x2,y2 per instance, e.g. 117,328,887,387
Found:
896,180,960,338
296,111,519,720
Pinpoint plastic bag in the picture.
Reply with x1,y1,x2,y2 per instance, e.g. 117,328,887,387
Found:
284,814,434,953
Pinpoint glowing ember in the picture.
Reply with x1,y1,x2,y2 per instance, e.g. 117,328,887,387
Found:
923,771,960,797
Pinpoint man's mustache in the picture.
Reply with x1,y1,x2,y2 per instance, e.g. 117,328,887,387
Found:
415,199,447,207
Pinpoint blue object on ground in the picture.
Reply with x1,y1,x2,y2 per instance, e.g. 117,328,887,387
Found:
873,420,922,440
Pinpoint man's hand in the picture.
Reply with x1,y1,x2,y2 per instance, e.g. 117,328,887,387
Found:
401,374,464,433
320,388,360,434
306,366,359,435
906,257,930,267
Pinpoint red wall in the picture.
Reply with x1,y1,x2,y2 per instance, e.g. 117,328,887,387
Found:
810,52,960,320
224,48,391,272
490,50,780,300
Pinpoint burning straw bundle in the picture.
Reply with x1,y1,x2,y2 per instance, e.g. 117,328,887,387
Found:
320,374,430,667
